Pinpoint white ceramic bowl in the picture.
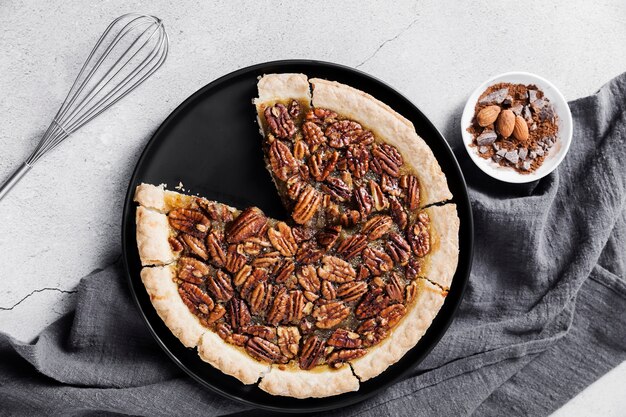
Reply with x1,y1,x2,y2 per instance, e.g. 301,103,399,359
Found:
460,72,573,183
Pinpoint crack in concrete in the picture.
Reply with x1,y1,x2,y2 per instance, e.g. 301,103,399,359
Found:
355,16,420,69
0,287,77,311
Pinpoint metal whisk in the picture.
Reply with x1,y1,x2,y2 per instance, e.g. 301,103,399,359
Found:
0,13,168,201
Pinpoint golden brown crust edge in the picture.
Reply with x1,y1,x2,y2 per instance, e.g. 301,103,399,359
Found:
140,265,207,348
309,77,452,207
197,331,271,385
349,278,446,381
422,204,460,289
258,365,359,398
136,206,177,266
254,73,311,104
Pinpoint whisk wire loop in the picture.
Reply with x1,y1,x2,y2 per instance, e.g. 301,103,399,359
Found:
0,13,168,195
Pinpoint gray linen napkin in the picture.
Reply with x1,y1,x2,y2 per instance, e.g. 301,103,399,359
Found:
1,72,625,417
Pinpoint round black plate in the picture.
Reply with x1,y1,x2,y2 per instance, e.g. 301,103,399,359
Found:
122,60,473,413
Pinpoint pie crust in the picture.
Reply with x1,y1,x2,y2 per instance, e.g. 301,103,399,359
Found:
133,74,460,398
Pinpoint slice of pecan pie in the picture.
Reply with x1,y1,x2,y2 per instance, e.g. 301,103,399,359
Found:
135,73,459,399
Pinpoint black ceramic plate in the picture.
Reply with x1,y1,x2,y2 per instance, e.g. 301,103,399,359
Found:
122,60,473,413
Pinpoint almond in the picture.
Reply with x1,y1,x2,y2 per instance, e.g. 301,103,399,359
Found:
476,105,501,127
496,109,515,138
512,115,529,142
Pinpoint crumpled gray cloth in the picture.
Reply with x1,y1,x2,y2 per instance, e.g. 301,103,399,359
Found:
2,72,626,417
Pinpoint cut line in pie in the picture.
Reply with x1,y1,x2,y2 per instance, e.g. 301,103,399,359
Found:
134,73,459,398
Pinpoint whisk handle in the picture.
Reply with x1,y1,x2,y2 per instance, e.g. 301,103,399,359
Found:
0,162,32,201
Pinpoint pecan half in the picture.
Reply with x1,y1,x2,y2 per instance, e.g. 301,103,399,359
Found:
180,233,208,260
355,287,390,319
386,232,411,266
299,335,326,370
340,210,361,228
312,301,350,329
248,281,273,314
227,298,251,329
408,213,430,257
246,336,285,363
336,281,368,302
318,256,357,283
363,247,394,276
302,121,327,151
207,269,234,302
325,120,362,148
354,186,373,216
168,236,183,253
386,272,406,302
224,244,246,273
292,185,322,225
306,108,337,125
381,174,401,197
233,264,252,286
402,175,420,210
327,329,362,348
293,140,309,160
389,196,408,230
226,207,268,244
178,282,214,316
321,280,337,300
328,349,367,368
267,221,297,257
369,180,389,211
169,209,210,237
206,303,226,325
269,138,298,181
206,230,227,268
406,257,421,281
322,177,351,202
277,326,301,359
267,287,290,326
297,264,321,293
316,225,341,250
178,256,209,284
287,290,305,323
371,143,403,177
379,304,406,329
335,234,367,260
244,325,276,341
362,215,393,241
274,259,295,283
345,144,370,178
264,104,296,139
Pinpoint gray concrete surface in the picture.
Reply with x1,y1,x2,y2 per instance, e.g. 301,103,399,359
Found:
1,1,624,415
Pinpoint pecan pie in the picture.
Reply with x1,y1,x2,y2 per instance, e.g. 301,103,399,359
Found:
135,74,459,399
